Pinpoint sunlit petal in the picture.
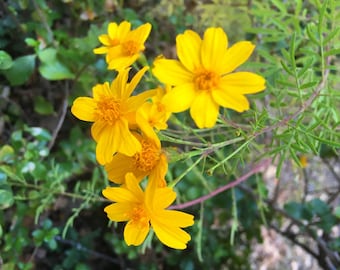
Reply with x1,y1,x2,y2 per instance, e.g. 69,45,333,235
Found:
221,41,255,74
212,88,250,112
190,92,219,128
152,59,193,86
71,97,96,122
124,220,150,246
220,72,266,94
201,27,228,73
176,30,202,71
162,83,196,113
152,218,191,250
104,202,133,222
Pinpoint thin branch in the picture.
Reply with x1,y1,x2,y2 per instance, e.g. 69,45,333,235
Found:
169,158,271,210
48,82,69,151
238,184,340,268
254,56,331,138
55,235,120,265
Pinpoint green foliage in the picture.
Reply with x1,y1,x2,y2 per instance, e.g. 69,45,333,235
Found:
0,0,339,269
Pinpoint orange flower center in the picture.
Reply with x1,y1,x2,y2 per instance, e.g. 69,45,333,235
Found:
109,38,120,47
131,205,149,225
122,40,139,56
95,97,122,123
194,69,220,91
133,139,160,172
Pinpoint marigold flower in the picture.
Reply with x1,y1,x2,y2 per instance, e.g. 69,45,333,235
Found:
102,173,194,249
71,67,155,165
152,27,266,128
136,86,171,144
104,133,167,187
93,21,152,70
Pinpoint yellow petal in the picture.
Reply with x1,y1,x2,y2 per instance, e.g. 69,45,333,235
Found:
93,82,112,100
212,88,250,112
201,27,228,73
71,97,96,122
126,89,157,112
176,30,201,71
148,187,176,210
162,83,196,113
124,220,150,246
157,210,194,227
111,68,130,99
95,125,118,165
220,72,266,94
136,106,160,147
93,46,109,54
126,66,149,98
129,23,152,44
190,92,219,128
107,22,119,40
124,173,144,201
107,53,140,70
221,41,255,74
102,187,137,203
148,154,168,188
104,154,134,184
104,203,133,222
98,34,111,46
152,59,192,86
116,21,131,39
115,119,142,156
151,218,191,249
91,120,106,142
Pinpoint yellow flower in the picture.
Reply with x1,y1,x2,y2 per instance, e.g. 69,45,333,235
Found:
93,21,152,70
104,133,168,187
71,67,155,165
102,173,194,249
136,86,171,144
152,27,266,128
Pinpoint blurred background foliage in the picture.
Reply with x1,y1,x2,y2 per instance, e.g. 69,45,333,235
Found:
0,0,339,269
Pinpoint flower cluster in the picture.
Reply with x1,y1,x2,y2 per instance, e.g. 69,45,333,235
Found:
71,20,265,249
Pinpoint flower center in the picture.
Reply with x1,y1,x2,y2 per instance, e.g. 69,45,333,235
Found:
122,40,139,56
109,38,120,47
131,205,149,225
133,139,160,172
194,69,220,91
95,97,122,124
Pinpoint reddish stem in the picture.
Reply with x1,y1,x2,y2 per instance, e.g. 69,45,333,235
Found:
169,158,272,210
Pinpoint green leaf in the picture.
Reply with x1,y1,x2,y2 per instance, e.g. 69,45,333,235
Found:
25,38,40,48
306,23,319,45
284,202,303,219
0,50,13,70
307,198,330,216
334,206,340,219
324,48,340,57
0,172,7,185
323,27,340,45
0,145,15,163
297,57,314,78
38,48,57,63
2,54,36,86
300,81,318,89
0,189,14,210
34,95,54,115
39,60,75,80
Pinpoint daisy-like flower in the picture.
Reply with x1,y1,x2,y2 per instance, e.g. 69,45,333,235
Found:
102,173,194,249
93,21,152,70
104,133,167,187
152,27,266,128
71,67,155,165
136,86,171,145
